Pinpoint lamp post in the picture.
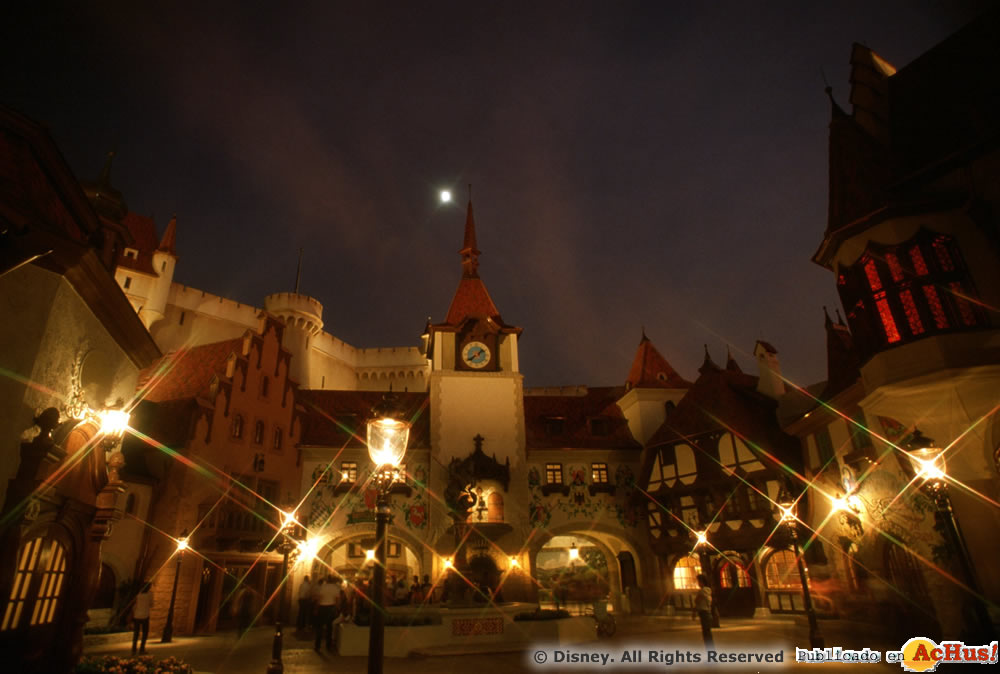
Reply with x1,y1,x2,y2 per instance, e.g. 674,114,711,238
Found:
267,508,301,674
777,489,824,649
902,431,993,640
161,530,189,643
365,394,410,674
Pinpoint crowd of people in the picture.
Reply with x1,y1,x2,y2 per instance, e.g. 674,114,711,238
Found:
294,572,440,651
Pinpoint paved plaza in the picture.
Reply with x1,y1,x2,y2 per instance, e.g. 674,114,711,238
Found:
83,614,909,673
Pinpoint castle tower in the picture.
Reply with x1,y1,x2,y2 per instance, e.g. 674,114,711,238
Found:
425,197,525,466
263,292,324,387
142,215,178,328
616,330,691,445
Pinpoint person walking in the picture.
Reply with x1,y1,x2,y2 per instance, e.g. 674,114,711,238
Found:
297,575,313,631
314,574,342,652
693,573,714,649
131,581,152,655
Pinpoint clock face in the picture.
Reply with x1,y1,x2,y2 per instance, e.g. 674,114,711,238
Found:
462,341,491,369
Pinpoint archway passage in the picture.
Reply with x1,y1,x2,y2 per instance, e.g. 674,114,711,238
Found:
536,536,611,614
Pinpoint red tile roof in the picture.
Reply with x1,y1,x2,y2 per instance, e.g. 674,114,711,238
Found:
158,214,177,255
444,276,505,326
524,386,640,450
139,338,243,403
645,365,795,463
116,212,158,274
298,390,430,448
625,333,691,389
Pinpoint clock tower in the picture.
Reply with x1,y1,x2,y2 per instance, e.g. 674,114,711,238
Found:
424,197,525,467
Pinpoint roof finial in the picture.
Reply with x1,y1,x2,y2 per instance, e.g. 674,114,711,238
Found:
835,308,845,326
640,325,648,342
295,247,303,294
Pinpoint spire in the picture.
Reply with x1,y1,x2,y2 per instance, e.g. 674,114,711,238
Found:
460,189,481,279
725,347,742,373
157,214,177,255
442,196,508,327
625,330,691,389
699,344,721,375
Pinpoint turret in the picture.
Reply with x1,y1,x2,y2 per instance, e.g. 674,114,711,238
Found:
263,292,324,386
143,215,178,328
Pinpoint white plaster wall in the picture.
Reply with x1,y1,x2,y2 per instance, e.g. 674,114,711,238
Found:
431,372,525,467
0,264,143,507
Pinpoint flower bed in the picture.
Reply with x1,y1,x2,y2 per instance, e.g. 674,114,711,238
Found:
75,655,193,673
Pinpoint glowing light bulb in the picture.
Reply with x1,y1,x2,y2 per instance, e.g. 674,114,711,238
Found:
365,549,375,562
440,190,452,203
443,557,453,569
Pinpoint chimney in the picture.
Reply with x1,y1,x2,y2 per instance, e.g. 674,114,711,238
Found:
754,341,785,399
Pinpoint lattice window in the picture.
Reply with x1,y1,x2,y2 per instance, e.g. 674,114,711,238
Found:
2,538,43,630
545,463,563,485
719,561,751,588
30,540,67,626
673,555,702,590
837,231,985,360
340,462,357,482
232,414,244,439
591,463,609,484
765,550,804,589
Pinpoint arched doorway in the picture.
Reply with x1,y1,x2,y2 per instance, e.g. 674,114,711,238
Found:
716,552,754,617
618,551,642,614
536,536,611,614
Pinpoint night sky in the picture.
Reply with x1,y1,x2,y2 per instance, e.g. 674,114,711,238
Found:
3,1,990,389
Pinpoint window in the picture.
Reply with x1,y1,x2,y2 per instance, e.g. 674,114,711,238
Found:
260,376,269,398
838,231,985,360
765,550,804,589
179,311,185,325
125,493,137,515
161,260,167,272
814,428,834,470
124,248,137,259
348,543,366,558
719,561,751,588
272,427,282,451
589,418,609,436
232,414,244,439
341,462,357,483
848,409,872,452
545,463,563,485
123,277,132,289
673,555,702,590
2,537,43,630
254,421,265,445
1,537,70,631
544,417,564,436
387,542,401,558
591,463,609,484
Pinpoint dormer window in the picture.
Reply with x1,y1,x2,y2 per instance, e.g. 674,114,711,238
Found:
589,417,609,436
838,230,985,361
544,417,564,436
123,277,132,289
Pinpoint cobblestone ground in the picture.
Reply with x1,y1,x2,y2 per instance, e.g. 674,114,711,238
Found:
84,615,908,673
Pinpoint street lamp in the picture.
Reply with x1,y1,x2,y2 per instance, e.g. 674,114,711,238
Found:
902,431,992,640
268,508,301,674
776,488,824,649
161,529,188,643
365,394,410,674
